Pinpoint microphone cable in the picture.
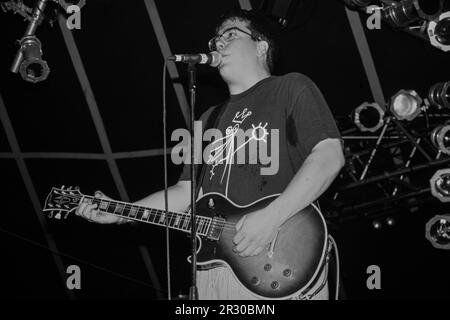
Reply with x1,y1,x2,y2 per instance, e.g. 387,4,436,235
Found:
162,59,171,300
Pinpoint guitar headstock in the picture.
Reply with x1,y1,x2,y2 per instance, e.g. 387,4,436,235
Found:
43,186,83,220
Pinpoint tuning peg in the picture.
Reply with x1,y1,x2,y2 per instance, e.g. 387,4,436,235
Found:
55,211,62,219
61,185,65,189
48,211,54,218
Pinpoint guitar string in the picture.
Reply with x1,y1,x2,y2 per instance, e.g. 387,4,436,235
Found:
59,194,240,231
61,195,240,233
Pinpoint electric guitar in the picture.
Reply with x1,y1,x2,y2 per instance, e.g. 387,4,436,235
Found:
43,186,328,299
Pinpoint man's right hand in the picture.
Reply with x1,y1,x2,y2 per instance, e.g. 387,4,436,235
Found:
75,190,124,224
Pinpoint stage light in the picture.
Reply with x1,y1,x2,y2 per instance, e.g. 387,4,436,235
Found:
428,11,450,52
430,124,450,155
372,220,382,229
425,214,450,250
15,35,50,83
381,0,443,28
430,169,450,202
390,89,422,121
353,102,385,132
386,217,395,227
428,81,450,110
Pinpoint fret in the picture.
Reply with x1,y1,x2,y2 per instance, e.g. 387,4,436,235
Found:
173,214,181,228
142,209,151,220
99,200,108,211
178,215,186,230
159,211,166,224
199,218,204,235
106,202,116,214
169,213,177,228
114,203,123,215
147,209,155,223
197,218,204,234
106,200,112,213
128,206,138,218
187,219,192,231
182,215,190,230
122,205,131,218
135,207,144,220
202,218,209,235
165,212,171,226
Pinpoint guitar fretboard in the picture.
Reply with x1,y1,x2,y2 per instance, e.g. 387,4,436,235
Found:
84,196,213,236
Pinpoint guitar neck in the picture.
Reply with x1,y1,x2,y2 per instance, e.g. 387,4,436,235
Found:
82,195,212,237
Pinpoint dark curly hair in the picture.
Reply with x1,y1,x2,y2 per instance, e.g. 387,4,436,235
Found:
214,9,281,73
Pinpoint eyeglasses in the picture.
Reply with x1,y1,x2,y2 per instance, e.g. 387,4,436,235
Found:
208,27,262,51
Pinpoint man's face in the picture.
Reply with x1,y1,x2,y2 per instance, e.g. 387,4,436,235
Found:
213,18,260,80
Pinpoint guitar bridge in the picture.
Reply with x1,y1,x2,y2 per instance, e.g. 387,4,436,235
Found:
207,216,226,241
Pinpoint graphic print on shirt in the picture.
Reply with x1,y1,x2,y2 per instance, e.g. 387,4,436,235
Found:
206,107,269,197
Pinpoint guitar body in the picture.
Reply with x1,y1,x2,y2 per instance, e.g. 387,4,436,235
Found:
188,192,328,300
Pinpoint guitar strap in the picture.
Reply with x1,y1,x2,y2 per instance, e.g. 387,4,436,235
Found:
194,100,229,200
295,237,333,300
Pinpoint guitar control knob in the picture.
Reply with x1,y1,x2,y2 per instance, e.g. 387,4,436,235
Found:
251,277,260,286
264,264,272,271
208,198,215,208
271,281,279,289
283,269,292,277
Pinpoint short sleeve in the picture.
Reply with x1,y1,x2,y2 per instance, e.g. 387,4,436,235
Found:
287,75,342,157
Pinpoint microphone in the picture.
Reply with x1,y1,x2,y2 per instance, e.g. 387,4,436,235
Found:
168,52,221,67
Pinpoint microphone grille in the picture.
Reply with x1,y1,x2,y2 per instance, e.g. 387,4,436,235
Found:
210,51,222,67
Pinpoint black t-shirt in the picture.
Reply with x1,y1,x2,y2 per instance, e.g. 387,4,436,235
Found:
179,72,342,206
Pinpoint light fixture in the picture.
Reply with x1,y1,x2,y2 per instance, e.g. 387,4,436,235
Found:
386,217,395,227
15,35,50,83
353,102,385,132
430,168,450,202
430,124,450,155
428,11,450,52
372,220,382,229
428,81,450,110
425,214,450,250
381,0,443,28
390,89,422,121
3,0,85,83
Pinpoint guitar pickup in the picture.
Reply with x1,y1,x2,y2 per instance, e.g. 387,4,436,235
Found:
207,216,226,241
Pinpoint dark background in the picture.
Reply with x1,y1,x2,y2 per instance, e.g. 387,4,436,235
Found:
1,0,450,300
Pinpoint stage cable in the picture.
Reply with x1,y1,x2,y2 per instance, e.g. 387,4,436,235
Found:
162,60,172,300
329,235,340,300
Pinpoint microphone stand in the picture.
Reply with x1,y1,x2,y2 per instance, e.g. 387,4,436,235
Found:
187,62,198,300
